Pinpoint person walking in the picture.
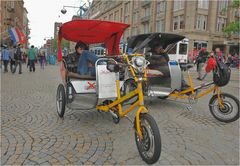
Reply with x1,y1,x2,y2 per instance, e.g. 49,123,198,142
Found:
195,47,208,80
2,45,10,73
27,45,36,72
9,45,16,73
15,44,23,74
40,51,46,69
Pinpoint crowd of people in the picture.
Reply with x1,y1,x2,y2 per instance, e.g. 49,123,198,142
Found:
1,44,48,74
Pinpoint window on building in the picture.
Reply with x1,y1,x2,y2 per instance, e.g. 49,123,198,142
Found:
104,16,107,20
173,15,184,30
157,1,166,16
109,13,113,21
144,7,150,17
133,1,139,9
196,14,207,30
133,12,138,23
124,2,130,14
216,17,227,32
218,0,228,12
179,15,185,29
173,0,184,11
143,23,149,33
124,16,129,23
198,0,209,9
173,16,178,30
156,20,165,32
114,11,119,21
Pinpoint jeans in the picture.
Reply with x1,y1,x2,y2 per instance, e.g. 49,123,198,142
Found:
3,60,9,72
77,50,98,76
29,59,35,72
197,62,204,78
15,60,22,73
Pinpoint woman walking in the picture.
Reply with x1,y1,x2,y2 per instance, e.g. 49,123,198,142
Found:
40,51,46,69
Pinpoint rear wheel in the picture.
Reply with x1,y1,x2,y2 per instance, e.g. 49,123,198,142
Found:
56,84,66,118
209,93,239,123
135,113,161,164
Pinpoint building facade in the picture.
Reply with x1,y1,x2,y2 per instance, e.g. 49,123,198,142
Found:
86,0,239,55
1,0,29,47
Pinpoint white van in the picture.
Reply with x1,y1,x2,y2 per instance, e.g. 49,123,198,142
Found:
90,46,106,57
168,38,189,65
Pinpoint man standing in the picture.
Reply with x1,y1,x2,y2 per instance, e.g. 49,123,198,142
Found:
9,45,16,73
28,45,36,72
15,44,23,74
2,45,10,73
195,47,208,80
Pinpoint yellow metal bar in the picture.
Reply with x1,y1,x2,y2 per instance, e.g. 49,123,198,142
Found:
137,82,144,105
187,72,194,88
96,88,139,112
121,100,140,117
135,106,148,140
169,93,189,99
116,79,123,115
217,87,224,108
195,86,217,99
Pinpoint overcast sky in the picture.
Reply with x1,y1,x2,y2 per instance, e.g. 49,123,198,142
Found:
24,0,90,47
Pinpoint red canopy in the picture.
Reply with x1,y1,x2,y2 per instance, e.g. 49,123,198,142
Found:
58,19,130,61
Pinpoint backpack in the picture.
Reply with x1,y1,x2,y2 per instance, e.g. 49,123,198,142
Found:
14,48,22,60
213,57,231,87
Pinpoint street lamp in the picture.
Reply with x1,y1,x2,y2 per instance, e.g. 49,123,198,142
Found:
60,1,88,19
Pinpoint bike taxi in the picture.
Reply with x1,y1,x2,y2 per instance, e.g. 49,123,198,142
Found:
56,20,161,164
124,33,239,123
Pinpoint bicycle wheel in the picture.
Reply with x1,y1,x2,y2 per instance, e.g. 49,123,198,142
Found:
209,93,239,123
135,113,161,164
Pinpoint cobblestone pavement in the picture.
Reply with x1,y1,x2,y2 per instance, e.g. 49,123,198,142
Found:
1,64,239,165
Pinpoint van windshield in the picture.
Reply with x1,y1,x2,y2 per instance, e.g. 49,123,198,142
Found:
179,43,188,55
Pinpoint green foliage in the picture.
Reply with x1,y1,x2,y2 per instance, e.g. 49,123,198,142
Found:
53,37,70,52
223,0,240,34
223,21,240,34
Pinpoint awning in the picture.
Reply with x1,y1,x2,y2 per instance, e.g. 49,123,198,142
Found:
58,19,130,61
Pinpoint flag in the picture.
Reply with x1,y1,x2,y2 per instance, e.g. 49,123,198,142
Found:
8,28,19,44
16,28,27,44
8,27,27,45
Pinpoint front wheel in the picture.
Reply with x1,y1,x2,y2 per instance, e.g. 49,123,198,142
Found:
209,93,239,123
135,113,161,164
56,84,66,118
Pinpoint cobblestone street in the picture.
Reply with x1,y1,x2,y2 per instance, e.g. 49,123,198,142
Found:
1,64,239,165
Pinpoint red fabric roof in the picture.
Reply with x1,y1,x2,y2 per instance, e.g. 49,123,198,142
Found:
58,19,130,61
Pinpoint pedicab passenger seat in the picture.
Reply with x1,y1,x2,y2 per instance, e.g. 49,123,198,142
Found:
67,72,96,80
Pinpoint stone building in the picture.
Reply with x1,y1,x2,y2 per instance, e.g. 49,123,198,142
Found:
86,0,239,55
1,0,29,47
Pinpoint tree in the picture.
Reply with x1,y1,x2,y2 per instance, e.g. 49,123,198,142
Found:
53,37,70,53
223,0,240,34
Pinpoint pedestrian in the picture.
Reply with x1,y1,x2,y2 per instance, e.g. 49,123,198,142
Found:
40,51,46,69
27,45,36,72
215,48,223,62
9,45,16,73
2,45,10,73
14,44,23,74
195,47,208,80
201,51,216,80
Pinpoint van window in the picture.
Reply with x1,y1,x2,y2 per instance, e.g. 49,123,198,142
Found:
179,43,187,54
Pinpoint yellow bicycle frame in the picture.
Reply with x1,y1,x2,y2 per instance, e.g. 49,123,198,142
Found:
96,54,148,139
169,71,224,107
